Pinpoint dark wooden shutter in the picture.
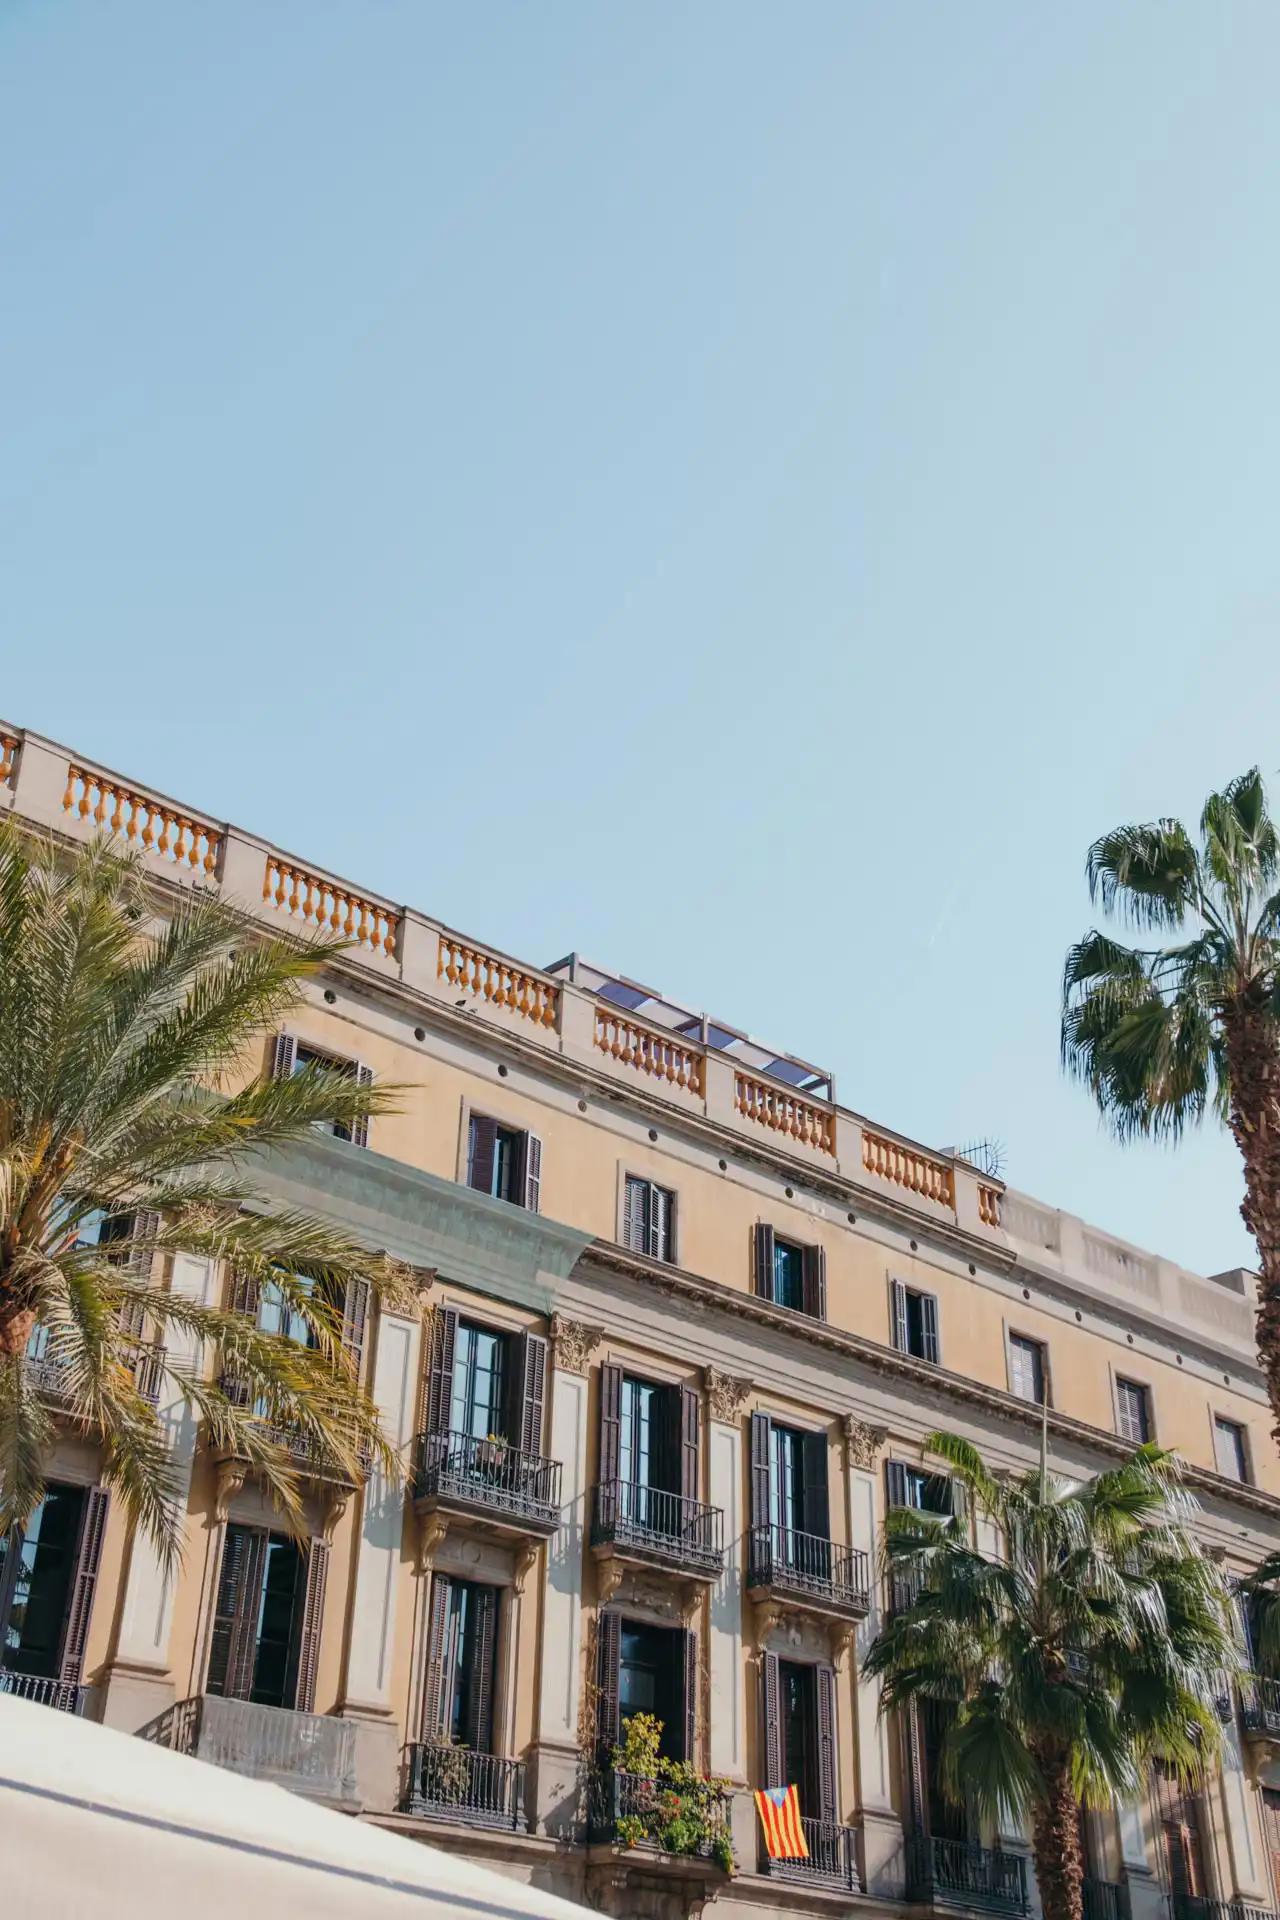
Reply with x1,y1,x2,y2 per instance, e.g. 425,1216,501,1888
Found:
802,1428,830,1537
229,1269,262,1320
424,1307,458,1436
57,1484,110,1686
467,1114,498,1195
272,1032,297,1081
802,1244,827,1321
761,1649,783,1788
815,1662,838,1825
350,1062,373,1150
510,1329,548,1455
906,1700,928,1832
293,1538,329,1713
341,1276,371,1382
680,1383,700,1503
596,1609,622,1757
420,1572,452,1739
891,1279,909,1353
753,1223,776,1300
682,1627,698,1766
127,1209,162,1281
885,1459,908,1509
210,1524,269,1701
466,1586,500,1753
599,1362,623,1484
920,1292,940,1364
750,1410,773,1531
521,1133,543,1213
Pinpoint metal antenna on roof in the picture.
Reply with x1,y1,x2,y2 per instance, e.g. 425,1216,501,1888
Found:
952,1137,1007,1181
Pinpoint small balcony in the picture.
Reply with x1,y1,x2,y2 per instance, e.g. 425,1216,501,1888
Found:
747,1523,870,1620
25,1337,167,1410
588,1766,732,1867
906,1834,1029,1914
413,1429,562,1538
401,1742,526,1831
1239,1672,1280,1740
215,1373,369,1487
0,1669,84,1714
591,1482,724,1581
759,1814,861,1890
144,1694,358,1806
1083,1879,1130,1920
1175,1903,1280,1920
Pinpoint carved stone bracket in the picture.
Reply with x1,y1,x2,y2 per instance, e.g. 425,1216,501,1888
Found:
595,1555,626,1608
842,1415,888,1471
704,1366,752,1423
213,1458,247,1523
550,1314,604,1376
829,1620,858,1668
320,1485,351,1540
414,1512,449,1577
513,1540,541,1596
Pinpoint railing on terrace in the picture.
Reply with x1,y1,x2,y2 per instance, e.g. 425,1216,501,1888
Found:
905,1833,1029,1913
759,1813,860,1889
1239,1671,1280,1737
263,855,399,958
0,732,19,786
588,1766,731,1859
1083,1879,1129,1920
591,1481,724,1577
401,1743,526,1831
978,1184,1002,1228
1176,1902,1280,1920
63,765,222,875
0,1669,84,1714
438,935,559,1028
734,1071,835,1154
146,1694,358,1804
862,1129,956,1209
747,1523,870,1616
216,1373,370,1483
414,1428,562,1532
592,1008,704,1095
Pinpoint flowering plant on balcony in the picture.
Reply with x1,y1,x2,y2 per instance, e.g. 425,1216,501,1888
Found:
609,1713,735,1874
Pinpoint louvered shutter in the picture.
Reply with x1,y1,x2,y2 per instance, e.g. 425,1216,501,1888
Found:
920,1292,940,1364
682,1628,698,1766
208,1524,269,1701
511,1329,547,1455
341,1276,371,1383
816,1662,838,1826
802,1428,830,1538
680,1383,700,1503
126,1208,161,1280
521,1133,543,1214
350,1062,373,1150
293,1538,329,1713
57,1485,110,1687
424,1307,458,1436
650,1183,670,1260
622,1177,641,1252
599,1362,623,1486
802,1244,827,1321
467,1115,498,1195
420,1572,452,1739
229,1270,262,1320
466,1586,500,1753
272,1033,298,1081
949,1474,968,1527
750,1410,773,1533
891,1279,910,1352
885,1460,908,1509
596,1609,622,1757
906,1700,929,1831
761,1649,783,1789
753,1224,776,1300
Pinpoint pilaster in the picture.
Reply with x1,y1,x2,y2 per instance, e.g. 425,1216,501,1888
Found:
706,1368,750,1782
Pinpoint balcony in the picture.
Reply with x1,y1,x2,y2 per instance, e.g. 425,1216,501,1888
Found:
1239,1671,1280,1739
905,1834,1029,1914
588,1766,732,1868
401,1743,526,1831
747,1523,871,1620
143,1695,358,1806
591,1482,724,1581
1176,1904,1280,1920
215,1374,369,1487
413,1429,562,1538
1084,1880,1129,1920
0,1670,84,1714
26,1341,167,1410
759,1814,861,1890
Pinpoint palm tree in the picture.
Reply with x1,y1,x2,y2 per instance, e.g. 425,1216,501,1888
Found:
864,1430,1237,1920
1061,770,1280,1435
0,826,409,1562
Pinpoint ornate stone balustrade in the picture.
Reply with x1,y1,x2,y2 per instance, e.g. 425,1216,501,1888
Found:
861,1128,956,1209
263,855,399,957
438,934,559,1028
63,766,221,874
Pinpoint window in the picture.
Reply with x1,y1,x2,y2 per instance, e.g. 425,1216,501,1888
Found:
887,1460,956,1517
272,1034,371,1147
1214,1416,1249,1483
1008,1333,1047,1405
753,1225,826,1319
619,1377,656,1493
891,1281,940,1363
598,1366,698,1539
596,1615,693,1764
751,1412,830,1549
450,1321,507,1441
1154,1762,1207,1898
426,1577,499,1753
422,1310,547,1462
1116,1378,1152,1444
0,1484,86,1678
623,1176,675,1262
781,1661,819,1816
206,1525,328,1713
467,1114,541,1211
761,1650,837,1830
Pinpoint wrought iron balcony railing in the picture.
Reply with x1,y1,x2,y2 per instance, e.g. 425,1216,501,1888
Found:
216,1373,370,1484
905,1833,1029,1913
759,1813,860,1888
747,1523,870,1617
1175,1901,1280,1920
591,1481,724,1577
401,1743,526,1831
414,1429,562,1534
0,1669,85,1714
587,1766,731,1861
143,1694,358,1804
1083,1878,1129,1920
1239,1671,1280,1738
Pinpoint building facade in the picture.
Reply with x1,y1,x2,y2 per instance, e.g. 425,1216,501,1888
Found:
3,717,1280,1920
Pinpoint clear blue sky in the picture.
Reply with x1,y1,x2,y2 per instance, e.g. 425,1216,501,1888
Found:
3,4,1277,1276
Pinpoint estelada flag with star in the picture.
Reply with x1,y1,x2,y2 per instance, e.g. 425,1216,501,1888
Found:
754,1784,809,1860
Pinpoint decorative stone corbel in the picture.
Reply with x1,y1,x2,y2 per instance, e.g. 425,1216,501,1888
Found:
513,1540,540,1597
595,1556,626,1608
414,1512,449,1576
829,1620,858,1669
213,1458,247,1523
550,1314,604,1376
842,1414,888,1472
679,1581,704,1626
704,1367,752,1423
749,1594,785,1640
319,1485,351,1540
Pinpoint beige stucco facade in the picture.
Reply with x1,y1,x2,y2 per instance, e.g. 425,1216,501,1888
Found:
5,717,1280,1920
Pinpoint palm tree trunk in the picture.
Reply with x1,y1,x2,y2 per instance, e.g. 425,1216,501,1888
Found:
1030,1749,1084,1920
1222,995,1280,1443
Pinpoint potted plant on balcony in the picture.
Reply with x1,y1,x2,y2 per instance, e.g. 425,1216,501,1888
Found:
423,1738,473,1808
607,1713,735,1875
476,1431,510,1476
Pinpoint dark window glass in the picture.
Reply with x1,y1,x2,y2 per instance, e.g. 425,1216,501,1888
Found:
772,1239,805,1311
1116,1379,1151,1444
450,1321,507,1440
905,1290,929,1357
440,1579,498,1751
1009,1334,1046,1405
770,1424,806,1535
619,1620,684,1760
293,1043,356,1142
1,1483,85,1678
206,1526,306,1709
899,1466,953,1516
468,1117,524,1202
780,1660,818,1818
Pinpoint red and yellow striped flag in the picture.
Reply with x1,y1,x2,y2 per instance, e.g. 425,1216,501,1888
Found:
754,1784,809,1860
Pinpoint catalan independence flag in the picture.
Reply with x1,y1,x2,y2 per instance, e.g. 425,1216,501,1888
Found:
754,1784,809,1860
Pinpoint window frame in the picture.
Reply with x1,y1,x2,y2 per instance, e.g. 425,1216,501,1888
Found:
890,1278,940,1364
273,1032,372,1148
1113,1373,1155,1446
1211,1413,1251,1484
1005,1327,1050,1407
620,1172,678,1264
